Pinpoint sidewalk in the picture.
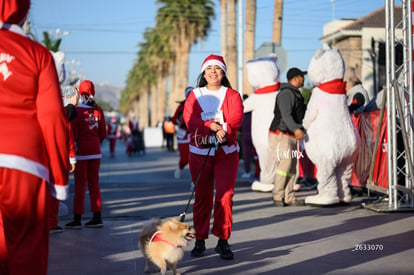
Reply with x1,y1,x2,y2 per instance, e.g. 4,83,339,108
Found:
48,140,414,275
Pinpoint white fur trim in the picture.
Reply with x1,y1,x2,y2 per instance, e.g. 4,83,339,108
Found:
76,154,102,160
0,153,49,181
48,182,69,200
201,59,226,73
0,21,26,36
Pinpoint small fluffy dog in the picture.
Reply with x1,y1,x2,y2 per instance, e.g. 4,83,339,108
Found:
139,218,195,275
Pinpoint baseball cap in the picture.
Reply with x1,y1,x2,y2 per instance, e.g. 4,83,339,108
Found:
287,67,307,81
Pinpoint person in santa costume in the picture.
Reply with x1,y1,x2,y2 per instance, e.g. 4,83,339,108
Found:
243,56,281,192
183,54,243,260
0,0,70,273
65,80,107,228
107,116,119,158
128,113,139,134
345,76,370,115
172,86,193,179
48,51,78,234
303,48,360,206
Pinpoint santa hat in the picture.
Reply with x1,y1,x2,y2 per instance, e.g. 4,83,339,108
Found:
201,54,226,74
79,80,95,98
0,0,30,24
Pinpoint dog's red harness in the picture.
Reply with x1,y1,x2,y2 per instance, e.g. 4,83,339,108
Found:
149,231,182,248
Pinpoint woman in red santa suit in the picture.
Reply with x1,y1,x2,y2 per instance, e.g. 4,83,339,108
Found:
183,54,243,260
0,1,70,274
107,116,119,158
65,80,107,229
128,113,139,134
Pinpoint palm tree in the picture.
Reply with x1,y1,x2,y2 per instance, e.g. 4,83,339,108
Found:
156,0,215,113
135,39,159,128
42,31,62,52
119,61,141,114
220,0,227,59
141,27,174,126
244,0,256,95
272,0,283,45
226,0,237,88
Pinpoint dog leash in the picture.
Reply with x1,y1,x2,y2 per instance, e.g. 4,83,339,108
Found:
179,146,213,222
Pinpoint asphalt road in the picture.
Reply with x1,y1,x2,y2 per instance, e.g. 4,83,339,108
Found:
48,139,414,275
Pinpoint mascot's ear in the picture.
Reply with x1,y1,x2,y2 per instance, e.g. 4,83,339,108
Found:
313,48,325,60
308,48,326,84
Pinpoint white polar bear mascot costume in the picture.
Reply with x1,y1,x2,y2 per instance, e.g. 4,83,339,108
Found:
244,56,280,192
303,48,360,206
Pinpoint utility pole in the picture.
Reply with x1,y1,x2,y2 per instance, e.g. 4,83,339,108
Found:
238,0,243,95
330,0,336,21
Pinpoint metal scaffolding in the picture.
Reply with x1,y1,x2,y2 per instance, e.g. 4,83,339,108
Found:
366,0,414,211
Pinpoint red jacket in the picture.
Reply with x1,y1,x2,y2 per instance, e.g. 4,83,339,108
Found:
129,119,139,133
172,102,190,143
70,103,106,160
0,26,69,199
183,86,243,153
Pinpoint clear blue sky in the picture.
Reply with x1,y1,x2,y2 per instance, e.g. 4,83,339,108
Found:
29,0,387,89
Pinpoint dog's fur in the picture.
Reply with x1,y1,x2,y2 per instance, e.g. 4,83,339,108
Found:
139,218,195,275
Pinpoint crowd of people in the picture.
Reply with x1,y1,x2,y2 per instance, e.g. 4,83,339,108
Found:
168,51,375,260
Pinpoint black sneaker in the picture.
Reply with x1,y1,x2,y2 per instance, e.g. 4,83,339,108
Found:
191,240,206,257
85,219,104,228
65,220,82,229
215,239,234,260
49,225,63,234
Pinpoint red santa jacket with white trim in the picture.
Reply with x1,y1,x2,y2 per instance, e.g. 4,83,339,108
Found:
129,119,139,133
70,103,106,160
107,121,118,139
183,86,243,151
0,26,69,199
172,103,190,144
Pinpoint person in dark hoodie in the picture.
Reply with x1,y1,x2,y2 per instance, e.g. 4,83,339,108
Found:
268,67,307,207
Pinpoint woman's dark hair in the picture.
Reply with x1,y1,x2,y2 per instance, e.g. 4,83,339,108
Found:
196,71,232,88
86,97,99,109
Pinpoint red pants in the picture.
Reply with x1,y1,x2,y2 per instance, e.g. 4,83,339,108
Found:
47,193,59,231
178,143,189,169
73,159,102,214
0,168,49,275
109,138,117,155
189,148,238,240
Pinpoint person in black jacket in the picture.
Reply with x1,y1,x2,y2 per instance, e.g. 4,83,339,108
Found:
268,67,307,206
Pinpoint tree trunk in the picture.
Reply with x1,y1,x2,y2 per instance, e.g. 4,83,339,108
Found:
168,60,177,117
226,0,238,89
244,0,256,95
150,84,157,127
272,0,283,45
139,90,149,128
221,0,227,59
156,76,167,125
169,32,190,115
